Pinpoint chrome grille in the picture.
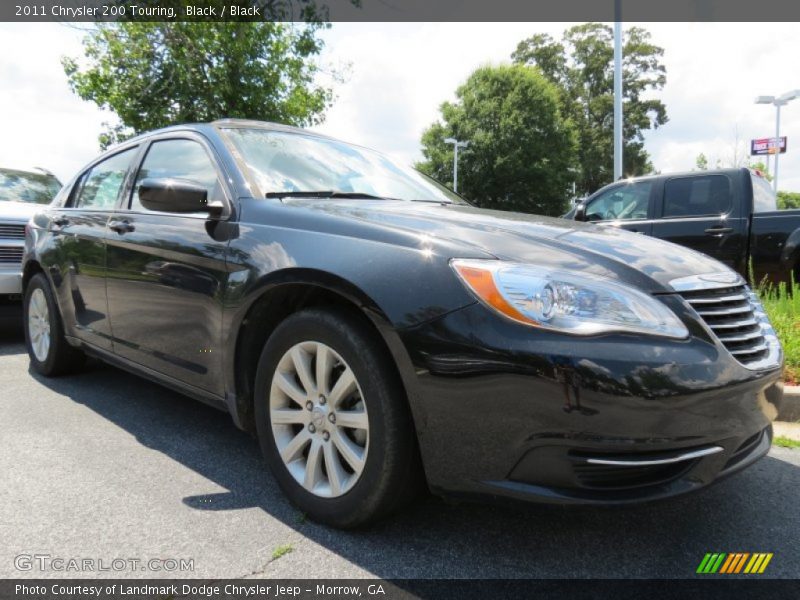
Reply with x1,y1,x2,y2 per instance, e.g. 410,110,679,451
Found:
679,284,777,368
0,246,23,263
0,223,25,239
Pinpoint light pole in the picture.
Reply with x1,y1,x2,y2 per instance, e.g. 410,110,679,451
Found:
755,89,800,193
613,0,623,181
444,137,469,193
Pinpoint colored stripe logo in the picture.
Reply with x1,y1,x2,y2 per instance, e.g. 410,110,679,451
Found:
697,553,773,574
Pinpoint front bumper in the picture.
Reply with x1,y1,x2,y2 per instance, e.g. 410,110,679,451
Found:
399,301,783,505
0,265,22,295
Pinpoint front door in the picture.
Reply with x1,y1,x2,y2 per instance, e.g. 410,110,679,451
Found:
105,136,233,395
650,173,748,272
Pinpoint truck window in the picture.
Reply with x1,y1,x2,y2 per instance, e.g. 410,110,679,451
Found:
663,175,731,218
751,173,777,212
585,181,652,221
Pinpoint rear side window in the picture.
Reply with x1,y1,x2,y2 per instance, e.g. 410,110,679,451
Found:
663,175,731,217
751,173,777,212
130,139,221,212
71,148,137,209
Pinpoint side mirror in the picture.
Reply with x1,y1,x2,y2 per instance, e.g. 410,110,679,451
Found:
574,202,587,222
138,178,222,216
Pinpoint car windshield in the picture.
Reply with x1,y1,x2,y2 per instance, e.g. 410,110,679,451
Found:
0,169,61,204
221,127,465,204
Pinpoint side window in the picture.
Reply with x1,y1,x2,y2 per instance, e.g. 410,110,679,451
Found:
585,182,652,222
71,148,137,209
663,175,732,218
130,139,221,212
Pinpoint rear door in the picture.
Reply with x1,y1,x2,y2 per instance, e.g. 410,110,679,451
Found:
650,172,748,273
581,180,655,235
47,146,140,351
104,134,233,395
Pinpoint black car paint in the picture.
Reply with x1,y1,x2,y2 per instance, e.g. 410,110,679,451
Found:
565,168,800,285
24,123,783,505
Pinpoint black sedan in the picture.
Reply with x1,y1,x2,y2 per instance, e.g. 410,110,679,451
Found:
22,120,783,527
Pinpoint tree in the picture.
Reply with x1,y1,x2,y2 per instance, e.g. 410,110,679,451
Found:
512,23,668,195
778,191,800,209
695,153,709,171
748,161,772,182
417,64,577,216
63,22,336,148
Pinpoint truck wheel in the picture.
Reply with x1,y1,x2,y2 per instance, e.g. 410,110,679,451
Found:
254,307,421,528
24,273,85,376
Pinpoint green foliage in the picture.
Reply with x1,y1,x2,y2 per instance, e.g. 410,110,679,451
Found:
757,277,800,384
695,153,708,171
748,161,773,181
63,22,335,148
512,23,668,195
778,191,800,210
773,436,800,449
417,64,578,216
271,544,293,560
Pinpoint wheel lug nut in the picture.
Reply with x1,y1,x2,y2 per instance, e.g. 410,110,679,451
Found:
308,424,316,433
306,401,313,411
322,431,330,441
319,395,326,405
328,413,336,423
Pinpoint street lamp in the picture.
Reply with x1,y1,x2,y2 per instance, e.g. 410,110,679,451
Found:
444,137,469,193
613,0,623,181
755,89,800,192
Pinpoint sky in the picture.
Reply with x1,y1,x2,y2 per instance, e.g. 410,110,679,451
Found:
1,21,799,192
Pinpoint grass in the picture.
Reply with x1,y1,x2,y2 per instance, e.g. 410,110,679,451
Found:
755,277,800,385
773,436,800,449
271,544,293,561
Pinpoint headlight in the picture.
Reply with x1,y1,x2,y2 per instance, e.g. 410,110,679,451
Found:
451,259,688,339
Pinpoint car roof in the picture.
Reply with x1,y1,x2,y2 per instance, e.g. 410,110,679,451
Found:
0,166,61,182
120,119,340,145
612,167,748,184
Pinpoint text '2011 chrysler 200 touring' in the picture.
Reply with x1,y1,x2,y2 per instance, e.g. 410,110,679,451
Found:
23,120,783,527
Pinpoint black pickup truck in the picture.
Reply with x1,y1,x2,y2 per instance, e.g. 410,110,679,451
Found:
565,168,800,286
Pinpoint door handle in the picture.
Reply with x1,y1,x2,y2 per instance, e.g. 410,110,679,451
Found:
705,226,733,236
52,216,69,227
109,220,135,234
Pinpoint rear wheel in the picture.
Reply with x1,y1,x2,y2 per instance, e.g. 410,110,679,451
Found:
254,308,421,528
24,273,85,376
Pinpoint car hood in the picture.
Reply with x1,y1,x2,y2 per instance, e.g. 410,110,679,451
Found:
0,200,43,221
282,199,734,294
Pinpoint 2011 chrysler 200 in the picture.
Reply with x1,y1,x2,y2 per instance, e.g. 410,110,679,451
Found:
23,120,783,528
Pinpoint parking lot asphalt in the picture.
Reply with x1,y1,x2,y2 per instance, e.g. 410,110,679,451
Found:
1,319,798,580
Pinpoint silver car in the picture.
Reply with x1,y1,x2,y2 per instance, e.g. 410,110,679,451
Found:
0,168,61,298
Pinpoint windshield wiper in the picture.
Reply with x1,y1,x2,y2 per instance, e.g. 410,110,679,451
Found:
266,191,394,200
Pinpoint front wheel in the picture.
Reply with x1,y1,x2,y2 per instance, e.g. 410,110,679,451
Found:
24,273,85,376
254,308,421,528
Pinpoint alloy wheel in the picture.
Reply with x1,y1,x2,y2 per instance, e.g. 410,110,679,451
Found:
269,341,369,498
28,288,51,362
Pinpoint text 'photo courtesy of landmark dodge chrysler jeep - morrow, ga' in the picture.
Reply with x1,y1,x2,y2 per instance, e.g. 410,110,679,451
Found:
22,120,784,528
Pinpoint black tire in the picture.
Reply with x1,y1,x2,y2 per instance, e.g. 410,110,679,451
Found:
254,307,422,528
23,272,85,376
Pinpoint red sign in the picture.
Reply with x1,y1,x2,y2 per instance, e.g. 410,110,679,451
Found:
751,137,787,155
